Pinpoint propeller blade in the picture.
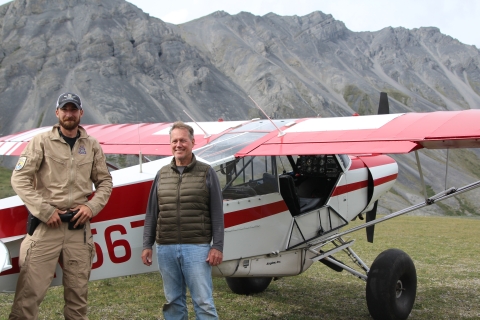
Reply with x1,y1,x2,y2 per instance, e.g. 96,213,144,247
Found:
366,201,378,243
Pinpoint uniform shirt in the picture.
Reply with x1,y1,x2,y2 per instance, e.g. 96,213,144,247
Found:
11,125,112,222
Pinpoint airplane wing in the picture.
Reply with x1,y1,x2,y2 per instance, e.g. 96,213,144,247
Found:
1,111,480,157
236,111,480,156
0,121,248,156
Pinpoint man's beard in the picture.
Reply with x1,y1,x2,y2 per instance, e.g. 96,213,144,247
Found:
59,117,80,130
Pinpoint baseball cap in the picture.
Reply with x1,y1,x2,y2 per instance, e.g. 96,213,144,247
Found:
56,92,82,110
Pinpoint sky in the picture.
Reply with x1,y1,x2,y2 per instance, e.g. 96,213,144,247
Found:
0,0,479,48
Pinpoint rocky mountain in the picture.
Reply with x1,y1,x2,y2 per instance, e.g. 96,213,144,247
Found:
1,0,480,216
176,11,480,118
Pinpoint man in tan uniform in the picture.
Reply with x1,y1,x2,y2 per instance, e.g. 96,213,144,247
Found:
9,92,112,320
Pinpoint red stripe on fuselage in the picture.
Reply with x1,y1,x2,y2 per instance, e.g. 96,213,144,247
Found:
90,181,153,223
331,173,397,197
374,174,398,186
0,181,153,238
224,200,288,228
331,180,368,196
1,180,289,238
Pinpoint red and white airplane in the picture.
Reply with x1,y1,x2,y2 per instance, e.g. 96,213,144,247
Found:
1,93,480,320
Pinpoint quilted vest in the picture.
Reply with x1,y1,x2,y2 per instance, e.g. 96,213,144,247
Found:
156,156,211,244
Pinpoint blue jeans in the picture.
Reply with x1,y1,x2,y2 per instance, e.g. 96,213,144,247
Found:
156,244,218,320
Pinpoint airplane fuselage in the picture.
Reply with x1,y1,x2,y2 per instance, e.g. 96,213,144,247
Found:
0,152,397,292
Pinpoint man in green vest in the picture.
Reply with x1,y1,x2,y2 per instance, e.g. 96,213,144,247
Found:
142,121,224,319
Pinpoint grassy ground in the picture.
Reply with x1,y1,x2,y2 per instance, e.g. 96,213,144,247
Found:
0,166,14,199
1,215,479,319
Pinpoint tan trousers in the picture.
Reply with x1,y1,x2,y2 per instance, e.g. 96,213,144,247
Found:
9,222,95,320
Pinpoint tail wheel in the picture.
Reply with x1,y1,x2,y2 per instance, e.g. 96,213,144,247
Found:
225,277,273,295
366,249,417,320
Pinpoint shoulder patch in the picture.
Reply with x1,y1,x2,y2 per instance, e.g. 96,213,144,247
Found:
15,157,27,171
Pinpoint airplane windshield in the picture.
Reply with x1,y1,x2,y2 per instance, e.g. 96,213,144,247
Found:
195,119,294,165
195,132,266,164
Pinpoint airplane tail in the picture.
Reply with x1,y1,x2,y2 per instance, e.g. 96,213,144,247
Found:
378,92,389,115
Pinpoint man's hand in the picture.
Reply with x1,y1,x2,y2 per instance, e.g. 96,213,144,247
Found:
142,249,153,266
206,248,223,266
46,209,64,228
70,204,93,228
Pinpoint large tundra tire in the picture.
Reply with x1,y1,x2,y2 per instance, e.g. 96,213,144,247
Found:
366,248,417,320
225,277,273,295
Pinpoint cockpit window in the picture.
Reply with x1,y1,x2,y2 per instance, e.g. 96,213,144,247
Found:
217,156,279,200
337,154,351,170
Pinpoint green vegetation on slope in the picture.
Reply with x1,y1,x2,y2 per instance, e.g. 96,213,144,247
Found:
383,88,411,107
0,166,14,199
343,85,374,115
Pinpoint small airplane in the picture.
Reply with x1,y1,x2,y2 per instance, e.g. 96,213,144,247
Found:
1,93,480,320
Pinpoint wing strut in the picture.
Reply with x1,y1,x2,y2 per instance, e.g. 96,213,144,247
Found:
445,149,450,190
318,177,479,245
415,151,429,202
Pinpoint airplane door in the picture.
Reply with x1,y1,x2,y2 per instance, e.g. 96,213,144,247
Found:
344,165,369,220
326,173,348,219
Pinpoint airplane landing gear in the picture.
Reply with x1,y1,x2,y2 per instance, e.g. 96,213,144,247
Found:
225,277,273,295
366,248,417,320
